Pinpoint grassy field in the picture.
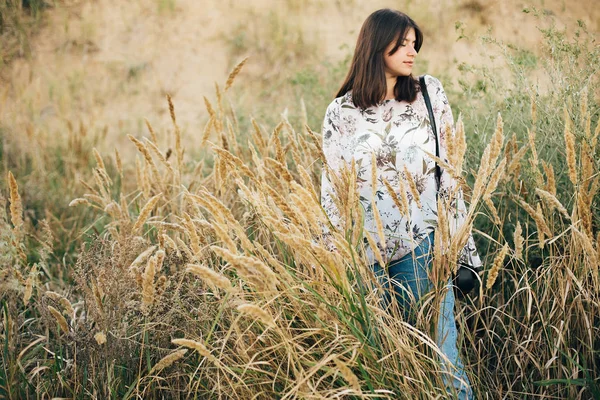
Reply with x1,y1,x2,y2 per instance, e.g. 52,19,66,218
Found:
1,0,600,398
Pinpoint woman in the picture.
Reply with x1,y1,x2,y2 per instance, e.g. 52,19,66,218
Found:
320,9,481,400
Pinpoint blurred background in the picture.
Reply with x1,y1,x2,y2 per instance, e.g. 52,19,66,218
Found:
2,0,598,150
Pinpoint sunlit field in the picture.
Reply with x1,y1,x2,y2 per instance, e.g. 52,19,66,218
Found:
1,0,599,398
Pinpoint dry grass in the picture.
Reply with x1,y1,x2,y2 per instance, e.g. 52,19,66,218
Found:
1,1,600,399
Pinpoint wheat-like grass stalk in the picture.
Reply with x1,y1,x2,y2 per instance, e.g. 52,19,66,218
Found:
141,254,157,313
167,94,183,173
144,118,159,144
211,221,238,253
541,161,556,195
129,246,157,271
535,188,570,219
489,113,504,166
23,264,36,304
371,200,386,251
172,339,215,362
225,57,249,91
132,194,162,234
8,171,23,232
93,147,107,171
182,213,202,256
486,244,508,289
47,305,69,334
572,226,598,268
128,135,160,182
364,230,385,267
69,198,91,207
237,303,276,328
333,358,361,393
564,107,578,186
150,349,188,374
211,246,279,292
514,221,524,261
436,199,450,248
187,263,233,292
94,331,107,345
517,198,552,237
453,115,467,175
403,165,421,209
382,177,407,217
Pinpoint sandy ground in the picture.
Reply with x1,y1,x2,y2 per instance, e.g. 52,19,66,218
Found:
1,0,598,155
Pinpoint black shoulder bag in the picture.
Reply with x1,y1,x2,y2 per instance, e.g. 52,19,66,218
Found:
419,76,478,296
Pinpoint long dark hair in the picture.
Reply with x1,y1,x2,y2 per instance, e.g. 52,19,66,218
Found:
336,9,423,109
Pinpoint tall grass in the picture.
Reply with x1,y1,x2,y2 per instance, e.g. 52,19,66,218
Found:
1,10,599,400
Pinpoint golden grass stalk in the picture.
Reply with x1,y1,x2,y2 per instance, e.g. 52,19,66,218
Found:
201,116,215,145
145,118,159,144
297,164,319,203
535,188,570,219
93,147,107,171
172,339,215,361
8,171,23,231
517,198,552,237
490,113,504,165
176,237,194,260
572,226,598,268
486,243,508,290
453,115,467,174
128,134,160,182
514,221,524,261
47,305,69,334
186,263,233,292
94,332,107,345
23,264,36,304
150,349,188,375
265,157,293,184
129,246,157,271
564,107,578,186
141,254,157,313
403,166,421,209
371,200,386,251
371,152,378,200
382,177,407,217
225,57,249,91
251,118,268,155
211,246,279,292
69,198,91,207
212,221,238,253
113,148,123,178
436,199,450,247
541,161,556,195
334,358,361,393
167,94,183,173
132,194,162,234
237,303,276,328
182,213,202,255
364,230,385,267
536,203,546,248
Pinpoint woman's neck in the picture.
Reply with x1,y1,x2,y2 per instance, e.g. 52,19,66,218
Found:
384,76,397,100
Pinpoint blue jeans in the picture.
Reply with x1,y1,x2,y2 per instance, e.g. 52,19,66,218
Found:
371,232,474,400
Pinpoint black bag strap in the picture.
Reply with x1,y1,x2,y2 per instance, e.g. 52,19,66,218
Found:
419,75,442,196
420,76,478,295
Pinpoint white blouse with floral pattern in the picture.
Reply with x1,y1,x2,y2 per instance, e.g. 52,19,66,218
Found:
320,75,482,268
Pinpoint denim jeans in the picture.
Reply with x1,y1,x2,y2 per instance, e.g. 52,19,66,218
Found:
371,232,474,400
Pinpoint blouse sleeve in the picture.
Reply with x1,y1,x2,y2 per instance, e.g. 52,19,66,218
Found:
320,99,345,231
428,76,483,269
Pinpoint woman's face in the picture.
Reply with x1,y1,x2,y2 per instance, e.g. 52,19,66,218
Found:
383,27,417,78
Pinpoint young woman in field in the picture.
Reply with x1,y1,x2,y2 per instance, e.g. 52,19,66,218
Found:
320,9,481,400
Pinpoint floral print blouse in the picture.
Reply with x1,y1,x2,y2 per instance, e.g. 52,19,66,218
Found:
320,75,482,268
